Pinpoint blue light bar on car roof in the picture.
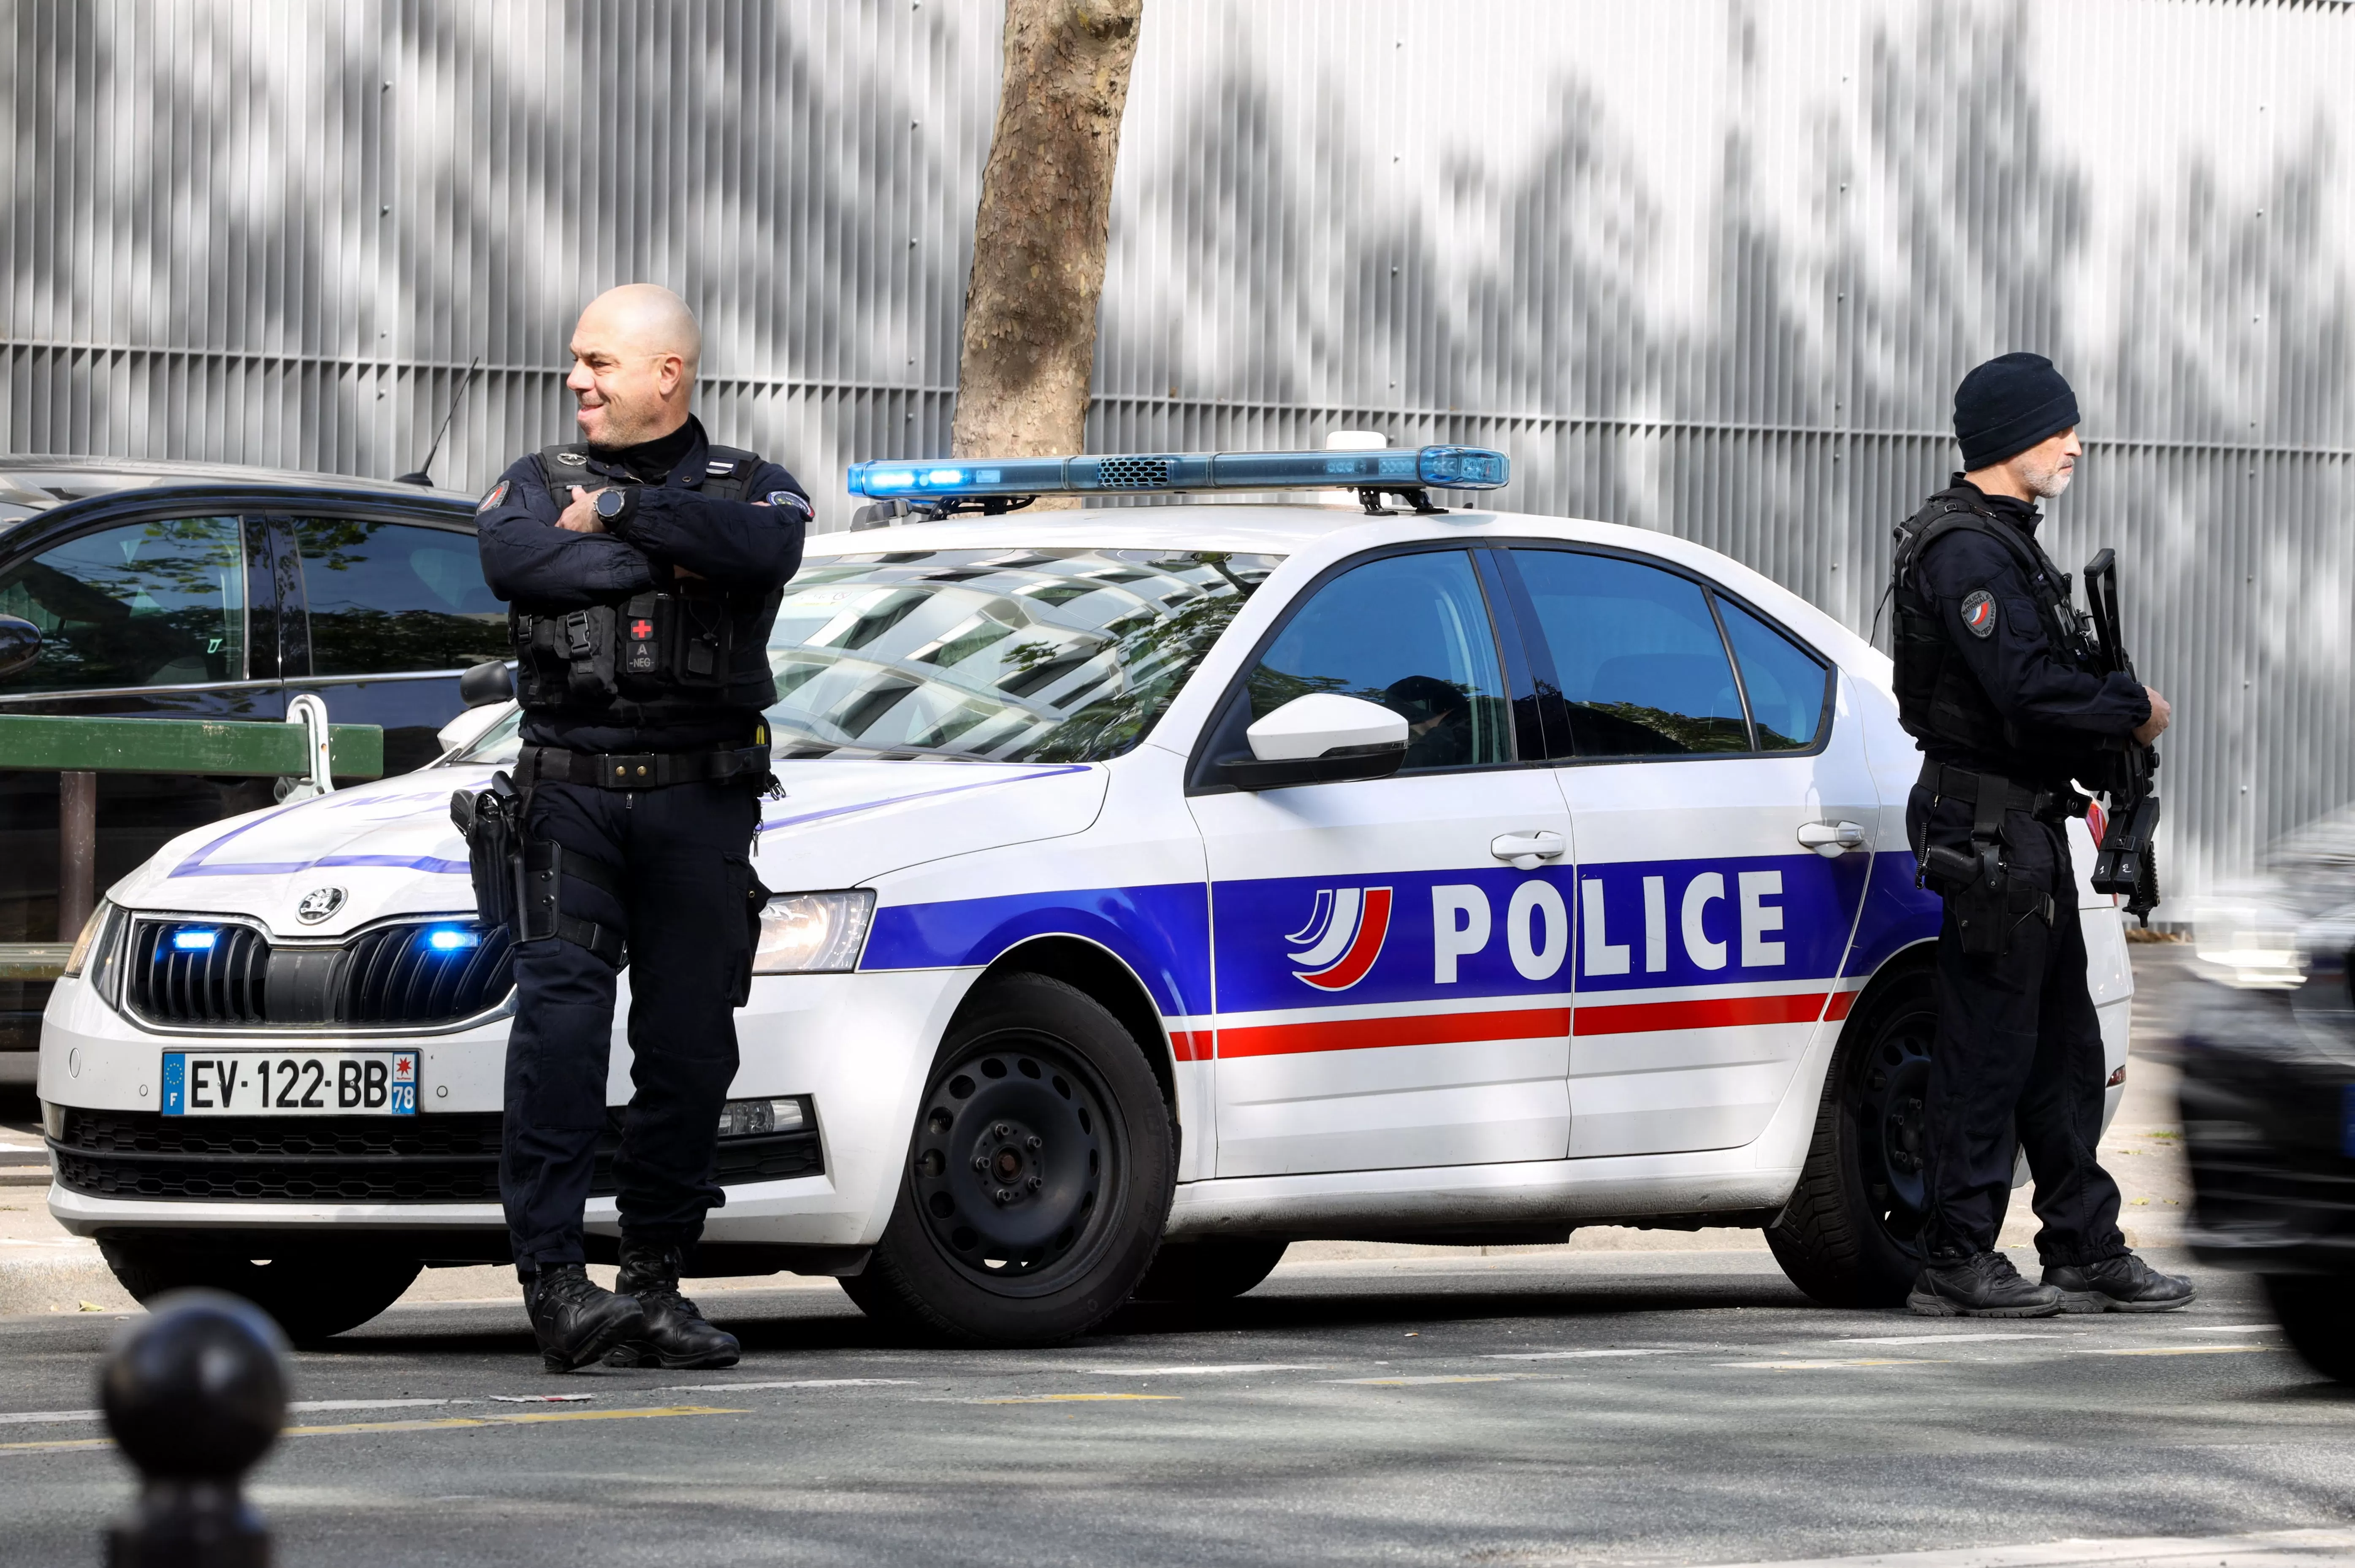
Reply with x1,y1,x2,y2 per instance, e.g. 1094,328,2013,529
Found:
846,444,1509,502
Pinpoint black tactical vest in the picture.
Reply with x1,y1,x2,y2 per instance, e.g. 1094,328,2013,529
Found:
1889,486,2097,765
507,443,784,723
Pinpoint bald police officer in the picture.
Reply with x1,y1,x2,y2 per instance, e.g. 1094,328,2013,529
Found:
473,286,809,1370
1891,353,2192,1317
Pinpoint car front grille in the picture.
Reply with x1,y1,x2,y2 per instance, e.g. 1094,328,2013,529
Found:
124,918,514,1031
52,1109,824,1205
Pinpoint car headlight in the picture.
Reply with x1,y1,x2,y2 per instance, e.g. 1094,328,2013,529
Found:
751,890,875,975
60,900,113,978
2193,892,2307,990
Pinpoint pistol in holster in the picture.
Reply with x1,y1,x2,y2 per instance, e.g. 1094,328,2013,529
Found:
450,772,629,969
1916,771,2058,959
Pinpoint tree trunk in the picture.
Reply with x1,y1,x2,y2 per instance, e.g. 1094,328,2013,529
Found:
950,0,1142,467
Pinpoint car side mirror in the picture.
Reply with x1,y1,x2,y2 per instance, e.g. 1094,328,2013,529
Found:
458,660,515,709
1221,693,1409,791
0,615,40,680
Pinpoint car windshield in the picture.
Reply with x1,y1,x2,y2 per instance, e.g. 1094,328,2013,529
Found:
449,546,1282,766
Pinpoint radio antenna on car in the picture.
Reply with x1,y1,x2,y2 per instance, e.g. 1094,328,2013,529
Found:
396,356,485,487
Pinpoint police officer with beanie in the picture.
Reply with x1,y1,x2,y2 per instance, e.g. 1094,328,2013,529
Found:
473,285,808,1369
1891,352,2193,1317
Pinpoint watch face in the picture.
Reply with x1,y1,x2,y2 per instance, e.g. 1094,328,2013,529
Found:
597,488,626,517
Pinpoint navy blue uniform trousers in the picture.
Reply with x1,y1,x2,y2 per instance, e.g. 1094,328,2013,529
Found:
1908,786,2127,1267
500,776,763,1274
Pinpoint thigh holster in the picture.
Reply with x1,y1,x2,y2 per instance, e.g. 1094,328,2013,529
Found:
452,775,629,968
1916,765,2059,957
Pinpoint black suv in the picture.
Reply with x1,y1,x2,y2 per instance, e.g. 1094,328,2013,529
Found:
0,457,501,1066
2180,808,2355,1381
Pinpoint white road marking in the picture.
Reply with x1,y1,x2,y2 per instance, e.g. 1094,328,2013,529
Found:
1482,1348,1683,1361
292,1399,476,1412
490,1393,592,1403
0,1397,466,1428
2076,1343,2278,1357
1692,1525,2355,1567
1331,1373,1548,1386
650,1378,919,1393
2178,1323,2281,1333
1081,1363,1331,1377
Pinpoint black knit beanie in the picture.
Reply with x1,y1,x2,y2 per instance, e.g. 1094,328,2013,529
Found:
1954,352,2080,470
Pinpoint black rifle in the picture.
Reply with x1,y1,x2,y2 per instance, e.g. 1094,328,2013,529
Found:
2079,548,2161,923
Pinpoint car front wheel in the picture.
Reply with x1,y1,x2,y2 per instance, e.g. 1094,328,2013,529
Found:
1767,964,1938,1308
840,973,1176,1346
99,1238,422,1342
2263,1275,2355,1381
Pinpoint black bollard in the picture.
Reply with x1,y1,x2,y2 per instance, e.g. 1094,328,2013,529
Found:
100,1289,288,1568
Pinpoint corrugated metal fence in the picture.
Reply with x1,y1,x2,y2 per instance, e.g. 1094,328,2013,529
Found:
3,0,2349,909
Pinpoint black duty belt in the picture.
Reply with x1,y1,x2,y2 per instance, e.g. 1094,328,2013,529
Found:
1918,761,2082,822
517,742,770,791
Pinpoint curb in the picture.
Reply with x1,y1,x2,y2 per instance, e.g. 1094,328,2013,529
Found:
0,1250,138,1316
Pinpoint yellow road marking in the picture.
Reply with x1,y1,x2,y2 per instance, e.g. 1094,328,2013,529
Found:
2079,1343,2277,1357
970,1393,1182,1405
0,1404,743,1454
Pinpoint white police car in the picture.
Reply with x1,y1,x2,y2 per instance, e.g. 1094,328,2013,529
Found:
35,444,2134,1343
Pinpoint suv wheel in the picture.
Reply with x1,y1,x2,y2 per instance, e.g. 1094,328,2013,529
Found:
840,973,1176,1346
2263,1276,2355,1381
1132,1238,1289,1303
1767,965,1938,1307
99,1238,422,1342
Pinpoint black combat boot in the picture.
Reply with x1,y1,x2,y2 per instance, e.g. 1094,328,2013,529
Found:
2043,1253,2197,1313
605,1237,741,1370
1908,1251,2065,1317
526,1262,647,1373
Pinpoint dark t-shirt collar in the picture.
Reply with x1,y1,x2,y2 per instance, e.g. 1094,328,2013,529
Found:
1951,472,2041,535
586,414,707,486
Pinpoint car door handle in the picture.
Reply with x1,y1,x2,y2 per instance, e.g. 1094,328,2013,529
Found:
1491,831,1567,870
1797,821,1867,858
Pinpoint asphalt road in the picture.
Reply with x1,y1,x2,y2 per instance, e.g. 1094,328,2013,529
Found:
6,1244,2355,1568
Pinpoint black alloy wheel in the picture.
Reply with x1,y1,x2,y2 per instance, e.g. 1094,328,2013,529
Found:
1766,965,1940,1307
841,973,1175,1345
911,1038,1113,1293
1853,1002,1935,1259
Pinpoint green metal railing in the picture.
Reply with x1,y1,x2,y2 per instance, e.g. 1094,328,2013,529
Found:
1,709,385,984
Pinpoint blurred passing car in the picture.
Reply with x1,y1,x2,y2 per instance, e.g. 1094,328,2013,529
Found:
0,457,496,1070
2182,810,2355,1380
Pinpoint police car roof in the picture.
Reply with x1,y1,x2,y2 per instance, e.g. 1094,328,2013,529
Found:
803,503,1880,674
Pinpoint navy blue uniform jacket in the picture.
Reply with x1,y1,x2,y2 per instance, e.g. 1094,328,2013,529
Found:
1913,479,2148,786
474,415,809,753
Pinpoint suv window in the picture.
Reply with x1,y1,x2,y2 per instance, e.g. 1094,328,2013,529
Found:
1718,597,1830,750
1510,549,1749,756
0,516,246,693
292,518,507,677
1245,550,1510,772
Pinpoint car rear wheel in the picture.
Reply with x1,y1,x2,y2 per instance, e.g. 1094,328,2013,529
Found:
1767,965,1938,1308
1132,1238,1289,1303
99,1238,422,1342
2262,1275,2355,1381
840,973,1176,1346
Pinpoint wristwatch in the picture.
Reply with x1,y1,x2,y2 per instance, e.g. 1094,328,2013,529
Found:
593,487,637,527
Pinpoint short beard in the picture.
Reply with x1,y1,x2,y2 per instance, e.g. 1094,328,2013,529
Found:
2024,463,2074,501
